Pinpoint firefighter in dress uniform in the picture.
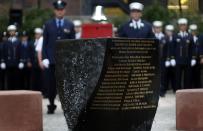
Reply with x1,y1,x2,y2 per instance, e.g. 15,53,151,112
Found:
4,25,21,90
31,28,44,94
118,2,154,38
189,24,201,88
41,0,75,114
159,24,177,96
174,18,195,89
164,25,176,92
152,21,169,97
19,31,33,90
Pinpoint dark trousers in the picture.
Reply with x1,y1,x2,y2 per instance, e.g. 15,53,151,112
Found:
160,66,176,95
6,67,21,90
0,70,5,90
31,67,43,92
176,65,192,89
19,68,31,90
191,64,201,88
44,65,57,106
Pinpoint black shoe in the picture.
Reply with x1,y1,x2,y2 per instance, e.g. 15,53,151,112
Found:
47,105,57,114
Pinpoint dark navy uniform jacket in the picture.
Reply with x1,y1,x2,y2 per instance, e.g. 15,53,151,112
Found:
191,35,200,62
159,36,175,62
165,35,176,61
0,42,5,63
4,39,21,67
42,18,75,64
30,42,39,68
174,33,195,65
19,41,33,66
199,34,203,59
0,39,8,64
118,20,154,38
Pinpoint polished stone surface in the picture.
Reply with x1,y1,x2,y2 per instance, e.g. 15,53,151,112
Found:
55,38,159,131
55,39,106,130
176,89,203,130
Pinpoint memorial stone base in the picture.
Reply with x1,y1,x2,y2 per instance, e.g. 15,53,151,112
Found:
176,89,203,130
0,90,43,131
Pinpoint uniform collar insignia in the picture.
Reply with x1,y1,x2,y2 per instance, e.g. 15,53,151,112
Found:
178,31,188,37
129,19,144,29
64,28,70,33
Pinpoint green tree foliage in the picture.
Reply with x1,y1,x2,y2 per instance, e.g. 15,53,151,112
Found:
109,14,129,28
0,15,9,33
0,4,9,34
142,0,203,33
22,8,53,37
142,1,177,24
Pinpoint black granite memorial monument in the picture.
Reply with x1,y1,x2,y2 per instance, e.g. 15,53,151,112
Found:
55,38,160,131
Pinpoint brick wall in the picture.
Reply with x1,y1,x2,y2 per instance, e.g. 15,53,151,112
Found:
0,0,84,16
66,0,82,15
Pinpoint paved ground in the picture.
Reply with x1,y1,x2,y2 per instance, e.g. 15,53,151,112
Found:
151,91,177,131
43,92,177,131
43,97,68,131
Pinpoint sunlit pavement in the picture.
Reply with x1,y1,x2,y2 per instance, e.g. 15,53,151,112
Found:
151,91,177,131
43,97,68,131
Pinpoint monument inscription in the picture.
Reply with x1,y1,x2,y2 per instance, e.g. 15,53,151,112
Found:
55,38,159,131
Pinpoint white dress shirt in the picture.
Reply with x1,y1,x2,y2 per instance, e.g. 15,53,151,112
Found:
35,36,44,52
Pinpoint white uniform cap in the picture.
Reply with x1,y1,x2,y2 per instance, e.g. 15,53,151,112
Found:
153,21,163,27
178,18,188,25
165,25,174,31
73,20,82,27
34,28,43,34
7,25,17,31
129,2,144,11
189,24,197,31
